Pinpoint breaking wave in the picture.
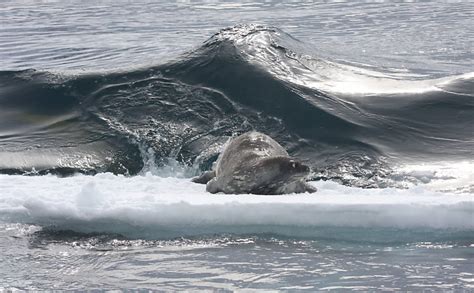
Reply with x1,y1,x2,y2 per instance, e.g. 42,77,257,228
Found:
0,24,473,188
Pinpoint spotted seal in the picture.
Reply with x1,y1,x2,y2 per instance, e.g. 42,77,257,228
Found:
192,131,316,194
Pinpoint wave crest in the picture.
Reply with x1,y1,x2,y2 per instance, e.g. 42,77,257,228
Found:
0,25,473,188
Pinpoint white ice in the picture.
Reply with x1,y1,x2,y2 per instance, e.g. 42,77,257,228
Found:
0,173,472,239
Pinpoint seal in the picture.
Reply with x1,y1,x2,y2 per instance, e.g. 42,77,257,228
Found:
192,131,317,194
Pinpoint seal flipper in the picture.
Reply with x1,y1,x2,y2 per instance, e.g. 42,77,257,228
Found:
277,180,317,194
301,182,317,193
191,170,216,184
289,181,317,193
206,177,220,193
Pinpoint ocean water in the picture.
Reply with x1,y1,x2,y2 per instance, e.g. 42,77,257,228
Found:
1,1,473,290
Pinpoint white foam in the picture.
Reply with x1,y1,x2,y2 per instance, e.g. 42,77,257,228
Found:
0,173,472,238
393,161,474,193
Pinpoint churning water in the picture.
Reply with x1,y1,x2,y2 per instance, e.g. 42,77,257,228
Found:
0,1,473,290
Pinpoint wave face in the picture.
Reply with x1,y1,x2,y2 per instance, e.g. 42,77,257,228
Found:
1,25,473,187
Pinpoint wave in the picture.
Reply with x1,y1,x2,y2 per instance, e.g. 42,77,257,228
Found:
0,24,473,188
0,174,472,242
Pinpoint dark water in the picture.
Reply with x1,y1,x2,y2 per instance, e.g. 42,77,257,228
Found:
1,25,473,187
1,1,473,290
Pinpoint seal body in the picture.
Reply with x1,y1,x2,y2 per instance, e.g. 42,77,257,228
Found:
192,131,316,194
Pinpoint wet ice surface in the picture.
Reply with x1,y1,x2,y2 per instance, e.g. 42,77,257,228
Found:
1,223,473,291
0,174,473,290
1,174,472,236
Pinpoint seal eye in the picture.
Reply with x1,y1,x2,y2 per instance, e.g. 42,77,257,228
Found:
291,162,296,168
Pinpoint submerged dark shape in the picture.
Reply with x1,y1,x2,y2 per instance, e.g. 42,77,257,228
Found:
193,131,316,194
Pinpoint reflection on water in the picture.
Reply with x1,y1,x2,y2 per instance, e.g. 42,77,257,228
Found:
1,223,473,290
1,1,473,290
0,1,472,74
